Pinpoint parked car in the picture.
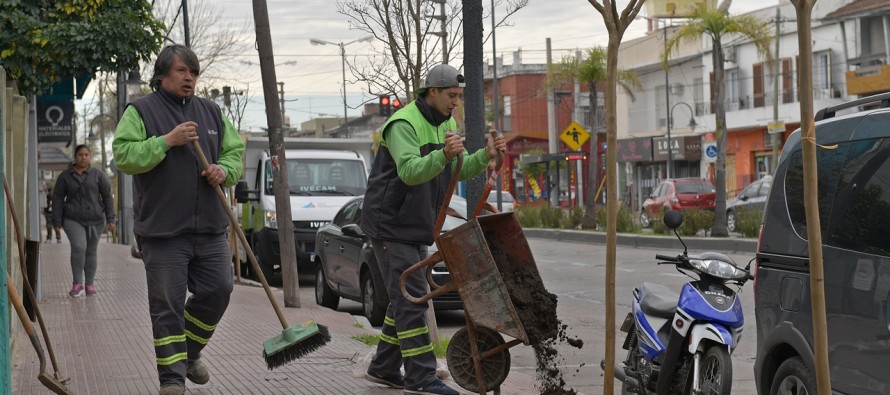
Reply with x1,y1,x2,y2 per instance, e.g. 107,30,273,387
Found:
487,190,515,212
314,196,465,326
754,93,890,394
640,178,716,227
726,175,772,232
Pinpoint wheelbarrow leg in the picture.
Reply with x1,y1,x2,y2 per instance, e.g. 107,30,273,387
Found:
465,314,489,394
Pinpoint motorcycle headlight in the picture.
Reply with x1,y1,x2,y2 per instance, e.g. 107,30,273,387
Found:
264,210,278,229
688,258,747,280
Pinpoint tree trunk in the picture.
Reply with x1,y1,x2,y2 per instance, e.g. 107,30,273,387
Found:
582,89,600,229
793,1,831,392
602,33,622,395
711,40,729,237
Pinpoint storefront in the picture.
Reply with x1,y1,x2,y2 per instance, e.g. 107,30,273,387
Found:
617,135,703,211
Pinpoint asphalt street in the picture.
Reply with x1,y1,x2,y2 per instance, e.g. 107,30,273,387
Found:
334,236,759,394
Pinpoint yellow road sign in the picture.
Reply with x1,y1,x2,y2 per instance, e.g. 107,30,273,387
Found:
560,121,590,151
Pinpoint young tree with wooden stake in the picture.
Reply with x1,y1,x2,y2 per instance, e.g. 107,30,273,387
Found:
587,1,646,394
789,1,831,393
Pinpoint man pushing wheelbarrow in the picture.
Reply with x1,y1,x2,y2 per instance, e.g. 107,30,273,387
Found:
359,63,506,395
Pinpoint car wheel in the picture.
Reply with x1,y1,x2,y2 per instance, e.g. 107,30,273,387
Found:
727,210,737,233
640,209,651,228
769,357,815,395
314,261,339,309
361,270,387,326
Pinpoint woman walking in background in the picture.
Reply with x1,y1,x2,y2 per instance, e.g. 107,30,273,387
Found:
52,145,116,297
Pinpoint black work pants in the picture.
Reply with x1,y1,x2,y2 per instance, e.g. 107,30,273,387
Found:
367,237,438,389
140,233,233,387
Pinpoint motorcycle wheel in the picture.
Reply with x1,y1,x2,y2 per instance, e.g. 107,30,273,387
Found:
621,328,642,395
697,345,733,394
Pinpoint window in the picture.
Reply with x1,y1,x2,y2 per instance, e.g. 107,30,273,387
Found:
827,139,890,256
726,69,740,111
753,63,765,108
657,85,667,128
782,58,794,103
785,142,851,240
333,200,359,227
813,51,832,99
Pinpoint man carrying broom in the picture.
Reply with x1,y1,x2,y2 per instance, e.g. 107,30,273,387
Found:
112,44,245,395
361,63,505,395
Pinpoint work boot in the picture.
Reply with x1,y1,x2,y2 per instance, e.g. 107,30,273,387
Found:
404,379,459,395
366,369,405,389
158,383,185,395
186,359,210,385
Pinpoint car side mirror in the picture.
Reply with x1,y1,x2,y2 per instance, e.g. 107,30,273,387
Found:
342,224,365,238
234,180,259,203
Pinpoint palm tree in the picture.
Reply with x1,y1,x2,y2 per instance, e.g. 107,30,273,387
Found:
547,47,641,228
662,0,772,237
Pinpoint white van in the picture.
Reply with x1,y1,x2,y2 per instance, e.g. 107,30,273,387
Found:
235,137,371,281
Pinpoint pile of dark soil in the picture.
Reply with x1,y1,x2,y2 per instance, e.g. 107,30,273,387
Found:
500,266,584,394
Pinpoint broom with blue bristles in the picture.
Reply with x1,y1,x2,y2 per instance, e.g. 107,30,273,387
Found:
192,140,330,369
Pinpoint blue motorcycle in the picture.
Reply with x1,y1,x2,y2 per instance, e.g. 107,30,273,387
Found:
606,210,753,394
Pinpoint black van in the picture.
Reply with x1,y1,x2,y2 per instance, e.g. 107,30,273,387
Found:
754,93,890,395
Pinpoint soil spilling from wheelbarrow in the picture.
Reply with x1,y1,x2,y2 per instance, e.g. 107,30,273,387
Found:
500,265,584,395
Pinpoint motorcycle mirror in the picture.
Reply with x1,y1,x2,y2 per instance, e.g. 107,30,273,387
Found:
663,210,683,229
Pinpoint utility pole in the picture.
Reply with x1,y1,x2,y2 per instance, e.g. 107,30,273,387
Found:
771,7,781,174
430,0,448,64
663,20,673,179
278,82,286,129
491,0,502,210
547,38,558,207
182,0,190,47
252,0,300,307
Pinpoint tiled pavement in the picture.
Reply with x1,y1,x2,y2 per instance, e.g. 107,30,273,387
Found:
11,238,538,394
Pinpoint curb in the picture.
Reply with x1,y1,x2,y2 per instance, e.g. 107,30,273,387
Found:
523,228,758,254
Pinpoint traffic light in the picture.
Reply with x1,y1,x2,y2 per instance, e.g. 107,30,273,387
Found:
392,98,402,111
378,95,391,116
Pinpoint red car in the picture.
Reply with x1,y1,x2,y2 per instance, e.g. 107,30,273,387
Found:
640,178,716,227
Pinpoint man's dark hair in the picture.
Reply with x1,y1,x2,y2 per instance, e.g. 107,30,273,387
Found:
149,44,201,92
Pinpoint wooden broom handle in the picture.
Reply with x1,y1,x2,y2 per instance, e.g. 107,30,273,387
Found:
190,140,290,329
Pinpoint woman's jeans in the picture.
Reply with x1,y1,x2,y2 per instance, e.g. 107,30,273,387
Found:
62,221,103,285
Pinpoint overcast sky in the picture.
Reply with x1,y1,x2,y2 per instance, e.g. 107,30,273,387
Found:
80,1,775,134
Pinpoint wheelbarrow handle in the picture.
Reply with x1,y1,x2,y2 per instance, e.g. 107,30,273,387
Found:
400,251,456,304
472,130,504,218
434,154,463,239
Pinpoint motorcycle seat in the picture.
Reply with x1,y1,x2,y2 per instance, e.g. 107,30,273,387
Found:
639,282,679,319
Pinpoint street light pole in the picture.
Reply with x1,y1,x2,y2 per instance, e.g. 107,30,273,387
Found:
309,35,373,138
339,42,347,129
668,101,698,176
663,21,673,179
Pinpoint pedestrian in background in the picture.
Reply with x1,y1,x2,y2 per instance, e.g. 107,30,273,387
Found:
52,144,116,297
112,44,244,395
43,186,62,243
361,63,505,395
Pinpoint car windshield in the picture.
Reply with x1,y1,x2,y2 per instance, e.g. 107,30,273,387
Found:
265,158,368,196
487,192,514,203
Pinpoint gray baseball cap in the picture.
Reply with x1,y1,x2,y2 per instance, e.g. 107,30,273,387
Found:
415,64,465,95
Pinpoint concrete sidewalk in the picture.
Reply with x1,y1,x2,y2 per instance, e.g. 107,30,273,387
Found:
11,238,538,394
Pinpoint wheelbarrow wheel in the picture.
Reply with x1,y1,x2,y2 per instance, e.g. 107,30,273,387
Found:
447,326,510,392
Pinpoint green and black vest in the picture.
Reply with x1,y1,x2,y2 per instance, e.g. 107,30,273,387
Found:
361,101,457,245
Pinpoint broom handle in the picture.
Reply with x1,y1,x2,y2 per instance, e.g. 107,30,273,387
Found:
3,175,63,374
191,141,290,330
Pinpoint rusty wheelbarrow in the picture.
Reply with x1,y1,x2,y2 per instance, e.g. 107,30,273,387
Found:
400,142,552,394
